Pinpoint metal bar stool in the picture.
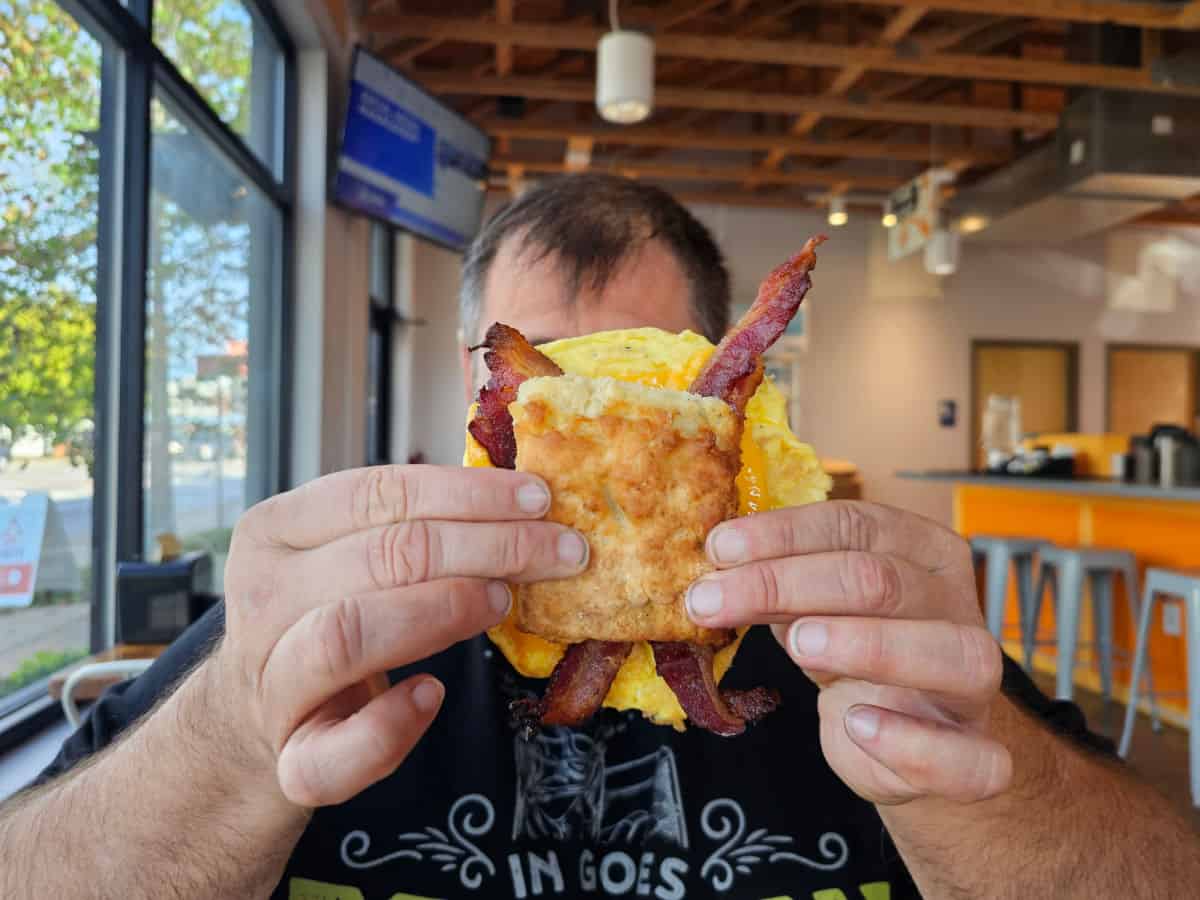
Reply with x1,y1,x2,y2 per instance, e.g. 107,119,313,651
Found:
1120,568,1194,804
970,536,1044,670
1035,545,1149,702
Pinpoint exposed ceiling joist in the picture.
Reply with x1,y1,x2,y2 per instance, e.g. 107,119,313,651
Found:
494,156,907,190
495,0,514,77
364,14,1200,96
753,6,931,183
838,0,1200,30
479,119,1011,165
421,73,1059,130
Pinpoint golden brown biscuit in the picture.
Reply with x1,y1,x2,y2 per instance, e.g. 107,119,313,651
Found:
510,374,740,646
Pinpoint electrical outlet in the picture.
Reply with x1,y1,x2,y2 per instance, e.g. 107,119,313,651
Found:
1163,603,1183,637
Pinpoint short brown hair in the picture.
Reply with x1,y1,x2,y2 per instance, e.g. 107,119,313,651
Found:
460,174,730,344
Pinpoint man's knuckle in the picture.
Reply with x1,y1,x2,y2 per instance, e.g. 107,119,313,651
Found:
316,596,367,681
834,502,877,552
356,467,412,530
960,626,1003,696
844,552,897,614
377,522,433,586
752,564,784,617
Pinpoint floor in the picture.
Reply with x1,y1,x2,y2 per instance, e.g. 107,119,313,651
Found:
1031,671,1200,828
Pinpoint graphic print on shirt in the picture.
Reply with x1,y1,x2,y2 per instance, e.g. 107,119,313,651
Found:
336,723,850,896
512,729,688,848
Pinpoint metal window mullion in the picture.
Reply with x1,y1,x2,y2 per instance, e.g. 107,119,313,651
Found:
150,51,288,208
58,0,146,47
112,40,154,586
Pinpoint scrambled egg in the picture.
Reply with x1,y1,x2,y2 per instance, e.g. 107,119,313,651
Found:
464,327,830,729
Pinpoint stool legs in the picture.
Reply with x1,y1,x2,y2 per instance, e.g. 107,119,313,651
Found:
1187,588,1200,807
1015,554,1037,671
1089,570,1115,702
1119,585,1156,758
1122,562,1160,733
983,546,1011,642
1055,557,1085,701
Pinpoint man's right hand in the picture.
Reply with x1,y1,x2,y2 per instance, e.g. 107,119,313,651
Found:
212,465,588,809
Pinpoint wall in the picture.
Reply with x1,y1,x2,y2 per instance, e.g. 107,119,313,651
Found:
402,235,472,467
389,201,1200,527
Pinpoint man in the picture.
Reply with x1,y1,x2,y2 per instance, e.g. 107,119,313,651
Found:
2,175,1197,898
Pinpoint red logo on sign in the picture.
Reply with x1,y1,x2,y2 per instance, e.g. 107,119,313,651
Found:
0,564,34,594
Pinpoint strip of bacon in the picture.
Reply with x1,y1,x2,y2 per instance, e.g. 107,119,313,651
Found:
511,640,633,736
689,234,825,414
651,642,780,737
645,236,823,735
468,323,563,469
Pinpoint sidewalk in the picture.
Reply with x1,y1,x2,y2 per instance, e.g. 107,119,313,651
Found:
0,604,90,676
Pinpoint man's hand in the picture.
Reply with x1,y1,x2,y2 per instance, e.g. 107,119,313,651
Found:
686,500,1012,806
216,464,589,808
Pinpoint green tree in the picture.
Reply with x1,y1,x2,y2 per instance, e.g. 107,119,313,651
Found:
1,0,257,502
0,0,101,456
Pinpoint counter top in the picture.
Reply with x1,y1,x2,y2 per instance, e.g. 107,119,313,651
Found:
897,470,1200,503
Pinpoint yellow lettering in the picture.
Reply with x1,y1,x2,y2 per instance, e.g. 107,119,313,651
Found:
812,892,848,900
287,877,366,900
859,884,890,900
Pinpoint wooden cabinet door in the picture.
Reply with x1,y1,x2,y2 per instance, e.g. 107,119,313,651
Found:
1108,347,1197,436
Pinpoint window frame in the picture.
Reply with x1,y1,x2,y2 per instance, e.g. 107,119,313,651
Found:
0,0,297,740
366,224,396,467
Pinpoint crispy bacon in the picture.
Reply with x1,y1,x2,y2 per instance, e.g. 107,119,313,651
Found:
511,641,633,736
651,642,780,737
689,235,825,412
468,323,563,469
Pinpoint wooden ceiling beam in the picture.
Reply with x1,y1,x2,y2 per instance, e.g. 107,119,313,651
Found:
754,6,930,183
487,185,834,209
495,0,514,77
420,72,1057,130
827,0,1200,30
363,14,1200,95
494,155,907,190
479,119,1011,165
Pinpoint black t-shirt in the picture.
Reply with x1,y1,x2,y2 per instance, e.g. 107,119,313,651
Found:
38,604,1113,900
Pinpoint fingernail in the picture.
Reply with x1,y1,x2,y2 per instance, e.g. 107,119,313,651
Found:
790,621,829,658
846,706,881,742
488,581,512,617
709,527,747,565
557,530,589,567
517,481,551,514
412,679,444,714
687,579,724,618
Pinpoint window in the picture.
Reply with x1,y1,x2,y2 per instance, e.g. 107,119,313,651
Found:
152,0,285,175
143,95,283,583
366,223,394,467
0,0,293,737
0,1,105,713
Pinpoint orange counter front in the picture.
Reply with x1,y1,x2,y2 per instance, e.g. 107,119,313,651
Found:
912,475,1200,729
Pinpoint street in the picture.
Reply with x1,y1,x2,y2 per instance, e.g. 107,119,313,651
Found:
0,457,247,566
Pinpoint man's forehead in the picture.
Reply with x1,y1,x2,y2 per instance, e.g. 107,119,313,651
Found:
477,235,697,343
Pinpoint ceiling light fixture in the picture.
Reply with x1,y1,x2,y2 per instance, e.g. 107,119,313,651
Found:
596,0,654,125
881,199,897,229
924,226,960,276
957,214,989,234
827,195,848,227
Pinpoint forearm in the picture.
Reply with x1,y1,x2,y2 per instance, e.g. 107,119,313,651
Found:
878,696,1200,899
0,656,309,898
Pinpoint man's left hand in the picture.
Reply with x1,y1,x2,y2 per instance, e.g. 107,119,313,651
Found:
687,501,1013,806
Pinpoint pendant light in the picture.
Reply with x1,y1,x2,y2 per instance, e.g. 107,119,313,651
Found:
596,0,654,124
827,195,848,227
924,226,960,276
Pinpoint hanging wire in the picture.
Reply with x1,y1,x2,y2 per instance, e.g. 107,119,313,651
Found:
609,0,620,32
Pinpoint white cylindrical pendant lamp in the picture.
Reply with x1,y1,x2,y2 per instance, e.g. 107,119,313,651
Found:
596,30,654,124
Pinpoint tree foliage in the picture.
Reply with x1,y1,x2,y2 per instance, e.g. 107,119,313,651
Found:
0,0,100,450
0,0,259,479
